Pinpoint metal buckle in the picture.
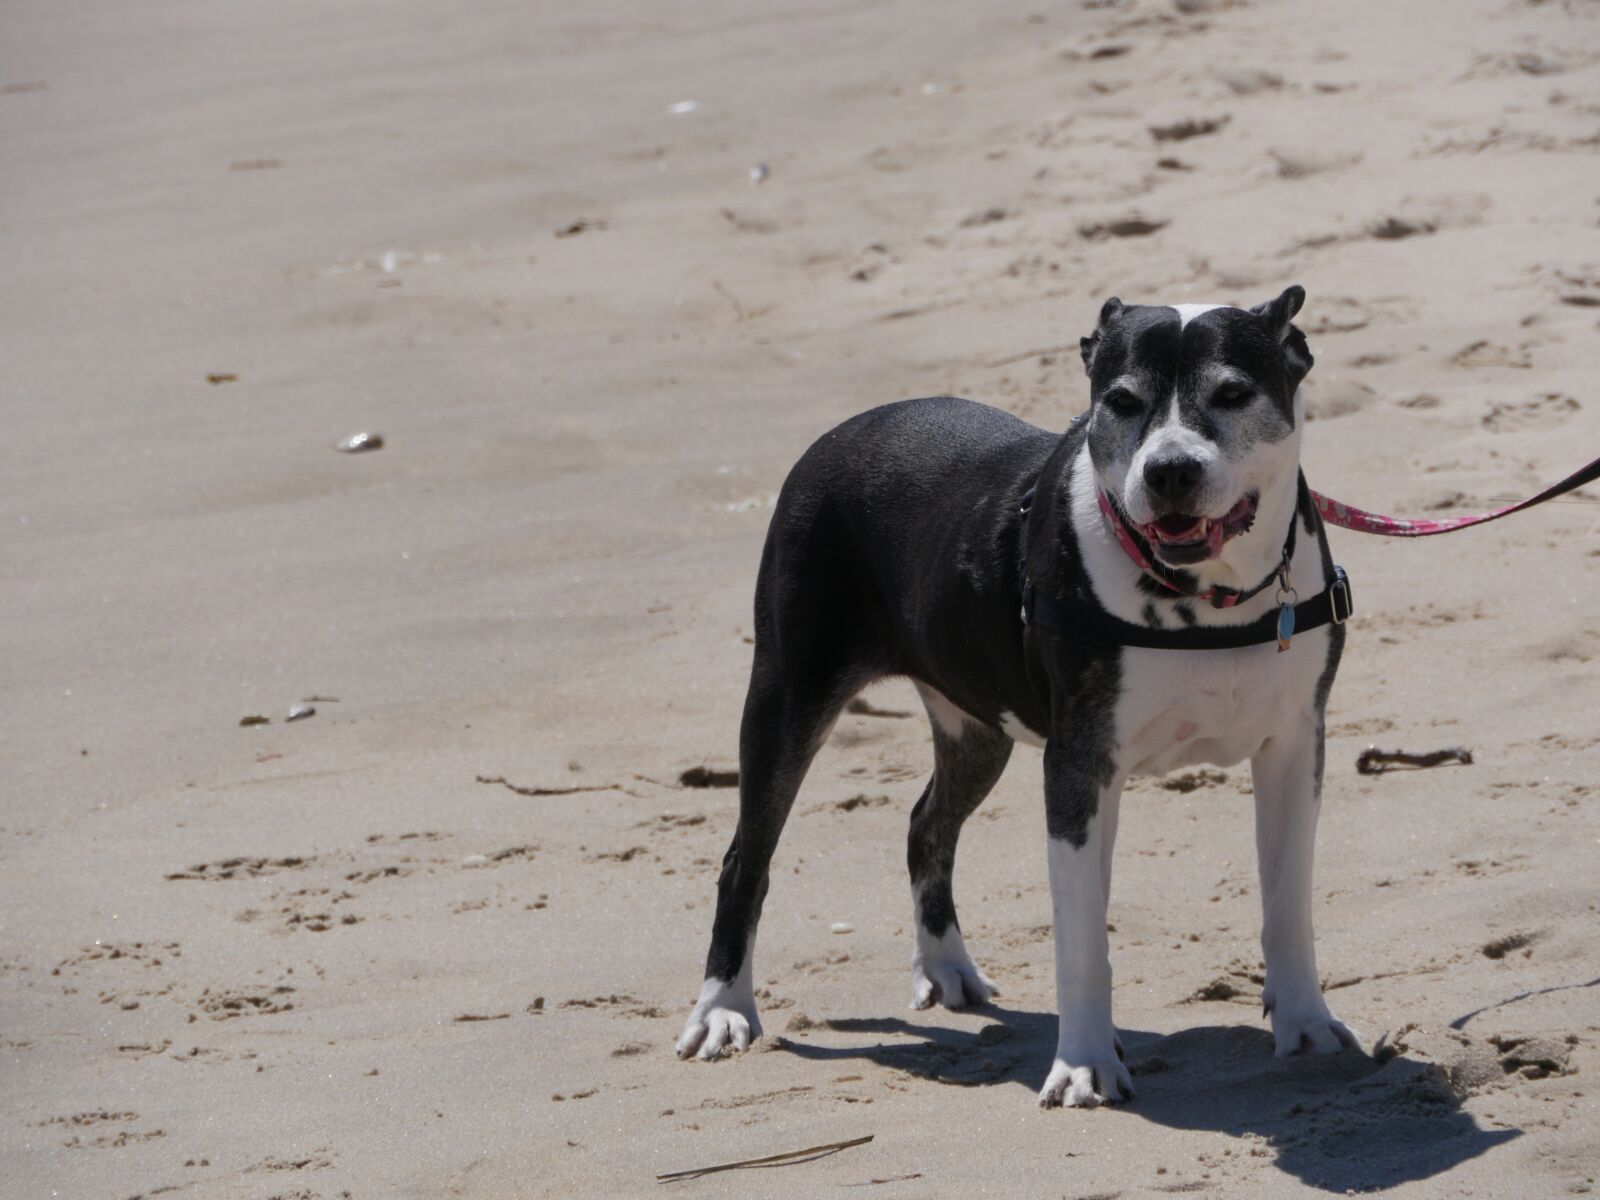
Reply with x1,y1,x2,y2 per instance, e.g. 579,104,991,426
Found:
1329,567,1353,625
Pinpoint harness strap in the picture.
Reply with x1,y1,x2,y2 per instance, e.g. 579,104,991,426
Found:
1025,567,1352,650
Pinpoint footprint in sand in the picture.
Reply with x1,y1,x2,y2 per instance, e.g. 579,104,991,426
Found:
1452,340,1534,370
164,855,312,881
195,984,295,1020
1481,392,1578,431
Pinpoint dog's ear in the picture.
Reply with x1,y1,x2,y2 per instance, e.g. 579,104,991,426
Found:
1251,285,1313,387
1080,296,1124,374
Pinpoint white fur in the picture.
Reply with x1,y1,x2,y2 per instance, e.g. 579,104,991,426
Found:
1038,788,1133,1108
1253,730,1360,1055
1000,710,1045,748
909,883,999,1010
676,942,760,1060
1171,302,1224,328
916,682,971,739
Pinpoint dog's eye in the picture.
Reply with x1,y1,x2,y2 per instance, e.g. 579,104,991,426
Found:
1102,388,1142,416
1212,383,1254,409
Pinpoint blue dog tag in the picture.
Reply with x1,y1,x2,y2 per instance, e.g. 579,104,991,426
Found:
1277,603,1295,652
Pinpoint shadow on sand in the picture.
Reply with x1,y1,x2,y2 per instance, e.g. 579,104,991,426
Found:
777,1004,1518,1192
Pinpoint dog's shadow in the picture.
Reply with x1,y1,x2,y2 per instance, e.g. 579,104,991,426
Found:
776,1005,1518,1192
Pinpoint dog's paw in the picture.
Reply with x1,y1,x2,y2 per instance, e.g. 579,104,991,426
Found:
1266,996,1361,1057
910,926,998,1010
1037,1054,1135,1108
911,953,998,1011
676,981,763,1061
676,1006,759,1060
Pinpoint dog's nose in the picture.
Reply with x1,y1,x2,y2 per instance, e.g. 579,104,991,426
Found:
1144,456,1204,506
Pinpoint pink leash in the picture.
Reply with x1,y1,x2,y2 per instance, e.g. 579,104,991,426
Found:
1311,454,1600,537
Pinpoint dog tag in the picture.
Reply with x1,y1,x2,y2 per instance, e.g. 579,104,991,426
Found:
1276,603,1295,652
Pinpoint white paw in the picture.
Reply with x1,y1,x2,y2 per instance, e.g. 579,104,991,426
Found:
911,954,998,1010
676,978,762,1061
676,1005,760,1060
910,925,998,1010
1038,1053,1135,1108
1266,994,1360,1057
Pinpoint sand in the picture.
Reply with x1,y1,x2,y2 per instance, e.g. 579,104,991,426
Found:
3,0,1598,1195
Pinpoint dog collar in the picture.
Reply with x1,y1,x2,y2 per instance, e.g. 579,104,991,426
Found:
1016,483,1353,651
1095,489,1290,610
1023,567,1352,651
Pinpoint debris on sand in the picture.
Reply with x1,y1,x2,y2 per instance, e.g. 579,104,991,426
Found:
238,714,269,727
834,794,891,813
334,431,383,453
1149,115,1230,142
678,765,739,789
1159,768,1228,793
286,704,315,722
1192,978,1241,1002
1356,745,1473,774
1480,931,1537,960
555,218,606,238
1078,216,1169,239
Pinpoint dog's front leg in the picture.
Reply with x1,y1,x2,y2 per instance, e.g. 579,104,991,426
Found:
1037,739,1132,1108
1252,726,1360,1056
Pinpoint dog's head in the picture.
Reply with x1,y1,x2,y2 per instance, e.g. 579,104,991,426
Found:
1079,287,1314,569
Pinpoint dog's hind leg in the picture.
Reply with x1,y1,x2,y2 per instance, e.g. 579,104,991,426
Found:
676,618,864,1060
906,685,1013,1010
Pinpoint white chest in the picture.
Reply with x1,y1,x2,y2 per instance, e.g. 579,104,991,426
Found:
1115,627,1329,776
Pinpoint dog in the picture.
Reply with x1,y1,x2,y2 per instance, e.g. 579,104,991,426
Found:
675,286,1360,1107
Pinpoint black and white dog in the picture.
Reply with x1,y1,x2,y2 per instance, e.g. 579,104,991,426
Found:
676,286,1360,1107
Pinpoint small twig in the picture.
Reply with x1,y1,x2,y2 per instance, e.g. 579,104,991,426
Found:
1356,746,1473,775
656,1134,874,1182
475,774,627,798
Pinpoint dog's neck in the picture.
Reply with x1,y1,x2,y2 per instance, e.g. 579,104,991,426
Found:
1070,443,1304,621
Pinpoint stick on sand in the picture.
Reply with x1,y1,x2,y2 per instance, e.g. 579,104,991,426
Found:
656,1134,874,1182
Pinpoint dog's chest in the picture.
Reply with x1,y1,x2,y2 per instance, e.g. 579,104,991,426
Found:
1113,630,1328,776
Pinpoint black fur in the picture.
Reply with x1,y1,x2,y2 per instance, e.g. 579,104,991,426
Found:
907,718,1014,938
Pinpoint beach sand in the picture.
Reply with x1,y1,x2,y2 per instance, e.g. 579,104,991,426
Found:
3,0,1598,1195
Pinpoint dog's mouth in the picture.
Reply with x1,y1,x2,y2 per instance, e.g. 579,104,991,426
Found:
1135,493,1258,564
